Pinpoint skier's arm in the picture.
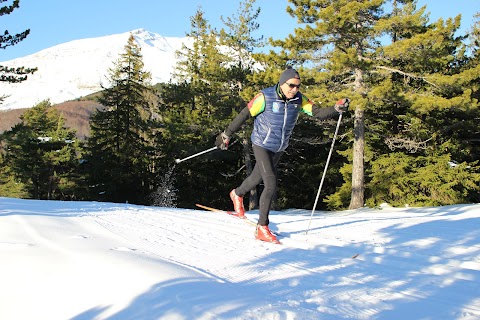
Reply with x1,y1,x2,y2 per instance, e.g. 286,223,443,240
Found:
225,106,251,136
311,104,338,120
302,95,349,120
215,106,251,150
215,92,264,150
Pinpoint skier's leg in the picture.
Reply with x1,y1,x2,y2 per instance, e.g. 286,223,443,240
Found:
234,145,282,222
246,145,282,226
258,151,283,225
234,151,264,196
230,149,264,216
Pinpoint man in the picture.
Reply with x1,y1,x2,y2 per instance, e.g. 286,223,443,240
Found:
215,67,349,244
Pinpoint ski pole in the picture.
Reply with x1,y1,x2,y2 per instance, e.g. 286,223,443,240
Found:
175,146,218,164
306,112,344,235
174,139,238,164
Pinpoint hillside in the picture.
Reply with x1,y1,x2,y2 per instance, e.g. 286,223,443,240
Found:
0,99,102,138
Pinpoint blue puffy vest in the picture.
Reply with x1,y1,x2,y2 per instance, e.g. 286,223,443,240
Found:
251,85,302,152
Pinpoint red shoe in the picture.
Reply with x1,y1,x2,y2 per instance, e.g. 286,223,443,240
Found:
230,189,245,218
255,225,280,244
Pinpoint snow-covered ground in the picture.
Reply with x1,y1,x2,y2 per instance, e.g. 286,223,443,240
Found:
1,197,479,320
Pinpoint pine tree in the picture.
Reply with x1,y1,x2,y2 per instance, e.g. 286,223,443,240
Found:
253,0,382,209
172,6,233,122
1,100,81,199
264,0,479,209
362,2,480,206
219,0,263,96
367,153,480,206
156,7,237,209
218,0,265,209
155,3,266,209
85,33,154,204
0,153,28,198
0,0,36,88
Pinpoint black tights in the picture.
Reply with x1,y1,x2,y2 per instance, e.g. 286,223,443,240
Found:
235,145,283,226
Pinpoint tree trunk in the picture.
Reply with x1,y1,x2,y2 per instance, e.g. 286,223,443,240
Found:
349,107,365,209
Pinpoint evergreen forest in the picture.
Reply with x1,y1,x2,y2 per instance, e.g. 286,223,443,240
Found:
1,0,479,211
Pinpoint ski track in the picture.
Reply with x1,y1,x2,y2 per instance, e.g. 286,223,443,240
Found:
91,209,294,283
4,199,479,319
84,205,480,319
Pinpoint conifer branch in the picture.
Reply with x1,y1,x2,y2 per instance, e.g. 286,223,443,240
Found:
375,65,440,89
385,136,433,153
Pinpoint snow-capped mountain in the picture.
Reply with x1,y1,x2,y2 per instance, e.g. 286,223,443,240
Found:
0,29,189,111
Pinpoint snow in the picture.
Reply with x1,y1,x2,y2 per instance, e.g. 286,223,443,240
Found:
0,29,189,111
1,197,480,320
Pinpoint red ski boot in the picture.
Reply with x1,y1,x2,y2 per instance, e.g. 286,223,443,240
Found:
255,225,280,244
229,189,245,218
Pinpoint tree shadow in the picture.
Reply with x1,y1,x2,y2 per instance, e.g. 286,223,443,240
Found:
71,274,319,319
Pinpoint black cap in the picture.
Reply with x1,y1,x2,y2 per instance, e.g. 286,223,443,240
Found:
279,67,300,85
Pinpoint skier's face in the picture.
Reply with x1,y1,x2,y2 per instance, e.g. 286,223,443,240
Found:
280,78,301,99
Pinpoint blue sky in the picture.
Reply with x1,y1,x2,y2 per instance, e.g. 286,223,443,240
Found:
1,0,478,61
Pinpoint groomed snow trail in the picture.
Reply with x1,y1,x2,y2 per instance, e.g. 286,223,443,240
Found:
1,198,479,320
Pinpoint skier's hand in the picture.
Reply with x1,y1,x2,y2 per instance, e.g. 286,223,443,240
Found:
335,98,350,113
215,132,230,150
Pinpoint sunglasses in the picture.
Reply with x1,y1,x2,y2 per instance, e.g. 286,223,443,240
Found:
286,82,301,89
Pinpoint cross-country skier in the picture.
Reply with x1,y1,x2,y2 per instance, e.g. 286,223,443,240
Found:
215,67,350,243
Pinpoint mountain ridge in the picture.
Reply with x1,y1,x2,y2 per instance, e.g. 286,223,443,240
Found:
0,29,188,111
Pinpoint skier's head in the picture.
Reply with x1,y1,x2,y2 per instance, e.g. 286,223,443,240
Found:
279,67,300,85
279,67,301,99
